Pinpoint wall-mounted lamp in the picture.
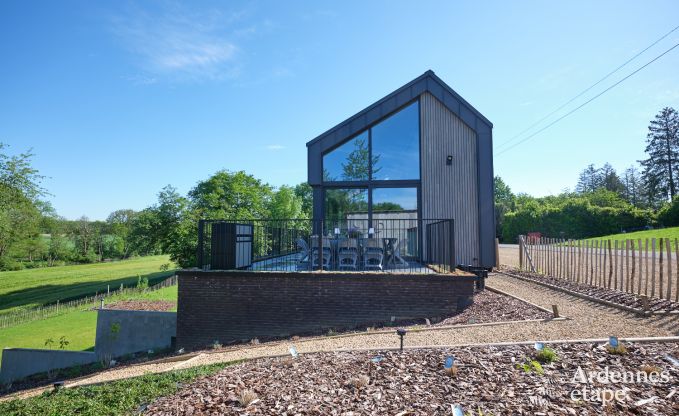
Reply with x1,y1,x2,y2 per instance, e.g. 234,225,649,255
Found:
446,155,453,165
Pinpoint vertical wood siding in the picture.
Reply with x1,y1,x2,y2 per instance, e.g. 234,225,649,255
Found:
420,93,480,265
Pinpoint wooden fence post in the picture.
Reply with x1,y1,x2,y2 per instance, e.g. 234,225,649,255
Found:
630,240,635,294
659,238,665,299
651,238,657,298
519,235,524,270
613,240,618,290
675,238,679,302
666,238,672,300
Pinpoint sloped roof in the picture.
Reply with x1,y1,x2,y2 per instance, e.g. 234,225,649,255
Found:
306,70,492,151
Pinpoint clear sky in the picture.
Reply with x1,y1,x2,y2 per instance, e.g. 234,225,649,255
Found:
1,1,678,220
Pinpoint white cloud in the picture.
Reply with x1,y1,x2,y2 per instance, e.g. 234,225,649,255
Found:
112,5,244,81
266,144,286,151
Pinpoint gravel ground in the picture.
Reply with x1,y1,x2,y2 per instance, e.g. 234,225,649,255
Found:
104,300,177,312
500,266,679,312
434,289,550,326
145,343,679,415
6,274,679,402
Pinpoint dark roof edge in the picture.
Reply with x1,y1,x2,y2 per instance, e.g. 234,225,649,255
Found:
306,70,492,148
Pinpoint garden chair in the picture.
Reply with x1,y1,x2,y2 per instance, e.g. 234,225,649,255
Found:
310,235,332,270
338,238,359,270
295,238,311,271
391,238,409,268
363,238,384,270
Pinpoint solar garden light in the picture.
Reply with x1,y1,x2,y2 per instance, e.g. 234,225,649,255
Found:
396,328,407,351
53,381,64,391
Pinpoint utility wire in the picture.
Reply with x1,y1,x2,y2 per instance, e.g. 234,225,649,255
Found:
497,41,679,156
496,24,679,151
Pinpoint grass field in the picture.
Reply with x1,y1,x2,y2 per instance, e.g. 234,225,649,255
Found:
579,226,679,250
0,256,174,314
0,285,178,363
0,362,232,416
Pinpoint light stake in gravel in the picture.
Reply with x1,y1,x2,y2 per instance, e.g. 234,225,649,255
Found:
534,342,544,351
451,404,464,416
444,356,455,369
396,328,406,351
289,346,298,358
609,336,619,348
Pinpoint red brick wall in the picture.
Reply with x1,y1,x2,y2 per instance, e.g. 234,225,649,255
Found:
176,271,476,350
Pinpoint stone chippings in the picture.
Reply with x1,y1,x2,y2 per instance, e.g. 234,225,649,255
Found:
145,343,679,415
500,266,679,312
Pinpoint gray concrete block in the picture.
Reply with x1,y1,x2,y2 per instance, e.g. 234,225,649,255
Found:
0,348,96,384
95,309,176,358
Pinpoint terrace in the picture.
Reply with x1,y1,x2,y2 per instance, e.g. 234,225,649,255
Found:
196,217,457,274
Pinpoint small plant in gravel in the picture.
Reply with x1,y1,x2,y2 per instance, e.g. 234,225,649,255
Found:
347,374,370,389
605,344,627,355
58,336,70,350
517,359,544,375
534,346,558,364
237,389,259,407
212,340,222,350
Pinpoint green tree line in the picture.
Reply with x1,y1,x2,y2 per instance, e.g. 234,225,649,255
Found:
497,106,679,242
0,144,312,271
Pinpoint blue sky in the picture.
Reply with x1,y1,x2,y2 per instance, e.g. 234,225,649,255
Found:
1,1,678,220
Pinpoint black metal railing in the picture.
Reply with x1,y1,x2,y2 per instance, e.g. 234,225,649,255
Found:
197,218,455,274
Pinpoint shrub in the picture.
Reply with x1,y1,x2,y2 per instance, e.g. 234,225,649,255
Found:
237,389,258,407
535,347,558,364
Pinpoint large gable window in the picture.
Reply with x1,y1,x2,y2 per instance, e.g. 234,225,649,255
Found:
322,131,370,182
322,101,420,182
371,101,420,180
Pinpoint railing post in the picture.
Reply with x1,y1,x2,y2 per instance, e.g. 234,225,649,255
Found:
318,219,323,271
197,219,205,269
449,219,455,272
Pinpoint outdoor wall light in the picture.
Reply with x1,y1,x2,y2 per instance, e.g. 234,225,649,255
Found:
446,155,453,165
396,328,407,351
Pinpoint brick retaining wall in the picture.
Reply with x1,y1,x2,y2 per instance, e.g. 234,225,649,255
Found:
176,270,476,350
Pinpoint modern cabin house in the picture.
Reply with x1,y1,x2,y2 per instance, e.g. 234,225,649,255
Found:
177,71,495,350
306,70,495,268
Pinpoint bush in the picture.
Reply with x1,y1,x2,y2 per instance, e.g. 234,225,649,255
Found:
0,257,24,271
658,197,679,227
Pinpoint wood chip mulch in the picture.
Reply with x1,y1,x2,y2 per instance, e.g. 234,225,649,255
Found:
144,342,679,415
104,300,176,312
434,289,551,326
499,266,679,313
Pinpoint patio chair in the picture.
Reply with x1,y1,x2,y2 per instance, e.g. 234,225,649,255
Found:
391,238,409,268
338,238,359,270
295,238,311,271
363,238,384,270
310,235,332,270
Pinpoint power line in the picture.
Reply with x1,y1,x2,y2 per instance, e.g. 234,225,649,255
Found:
496,24,679,151
496,41,679,156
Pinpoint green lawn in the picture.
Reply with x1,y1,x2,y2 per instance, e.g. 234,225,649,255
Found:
0,285,178,363
578,226,679,251
0,256,174,314
0,362,232,416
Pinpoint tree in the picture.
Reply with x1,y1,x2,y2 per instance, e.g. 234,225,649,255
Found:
189,170,272,219
269,186,304,219
0,143,46,201
576,164,600,193
106,209,136,258
293,182,313,218
0,184,41,260
622,166,643,207
640,107,679,201
598,163,625,195
494,176,515,240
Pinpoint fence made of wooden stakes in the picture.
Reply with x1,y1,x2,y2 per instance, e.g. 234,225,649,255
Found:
518,235,679,302
0,274,178,330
